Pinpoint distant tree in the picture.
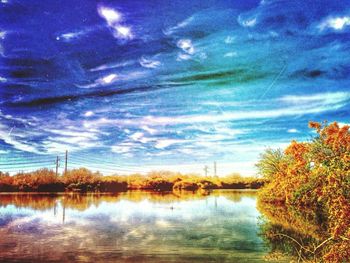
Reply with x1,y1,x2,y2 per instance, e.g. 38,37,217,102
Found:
256,148,285,181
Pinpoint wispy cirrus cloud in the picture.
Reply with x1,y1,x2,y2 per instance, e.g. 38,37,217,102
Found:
0,123,40,153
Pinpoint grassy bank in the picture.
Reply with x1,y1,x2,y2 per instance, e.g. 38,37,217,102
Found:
0,169,265,193
257,121,350,262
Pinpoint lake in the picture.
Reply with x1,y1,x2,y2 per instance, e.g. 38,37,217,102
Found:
0,190,291,262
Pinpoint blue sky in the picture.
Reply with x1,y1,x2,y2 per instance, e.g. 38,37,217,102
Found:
0,0,350,175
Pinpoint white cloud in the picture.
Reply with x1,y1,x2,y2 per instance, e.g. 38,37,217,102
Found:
177,53,192,61
129,132,155,144
119,70,147,81
0,31,6,39
101,73,118,84
279,92,350,104
238,16,257,27
113,25,133,40
78,74,118,88
49,129,98,139
137,92,349,126
177,39,195,55
97,6,133,40
43,141,73,153
178,148,193,155
224,36,235,44
338,122,350,128
84,111,94,117
287,128,299,133
97,6,122,26
130,132,144,141
141,125,157,134
111,143,134,153
154,139,184,149
56,27,97,42
319,16,350,31
139,57,161,69
164,16,194,35
43,137,100,153
90,60,134,72
42,127,101,153
0,31,6,56
78,70,147,89
224,52,238,58
57,32,82,41
0,124,39,153
79,91,348,131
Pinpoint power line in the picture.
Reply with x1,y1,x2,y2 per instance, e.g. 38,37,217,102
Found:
1,155,134,169
67,162,147,173
0,166,54,172
68,156,139,169
0,162,55,168
0,155,57,161
69,156,123,165
0,160,57,166
67,158,139,168
1,150,202,175
0,160,151,174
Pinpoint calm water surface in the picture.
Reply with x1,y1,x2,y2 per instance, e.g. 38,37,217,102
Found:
0,190,284,262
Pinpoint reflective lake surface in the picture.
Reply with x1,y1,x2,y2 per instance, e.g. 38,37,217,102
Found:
0,190,288,262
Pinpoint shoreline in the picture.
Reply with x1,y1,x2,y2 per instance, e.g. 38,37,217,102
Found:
0,188,260,195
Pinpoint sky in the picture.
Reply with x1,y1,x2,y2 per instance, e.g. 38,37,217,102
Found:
0,0,350,176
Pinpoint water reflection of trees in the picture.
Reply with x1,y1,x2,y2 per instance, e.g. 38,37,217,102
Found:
0,194,58,211
258,201,330,261
0,190,257,212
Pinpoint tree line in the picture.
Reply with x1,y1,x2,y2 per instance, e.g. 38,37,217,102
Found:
0,169,265,193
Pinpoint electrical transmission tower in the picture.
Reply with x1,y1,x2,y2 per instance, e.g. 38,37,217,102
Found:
64,150,68,175
55,156,60,176
203,165,209,177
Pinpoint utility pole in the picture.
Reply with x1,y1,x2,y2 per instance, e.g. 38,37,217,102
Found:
55,156,60,177
214,161,217,177
204,165,209,177
64,150,68,175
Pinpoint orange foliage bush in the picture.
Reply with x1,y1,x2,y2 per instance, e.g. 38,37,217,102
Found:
257,121,350,262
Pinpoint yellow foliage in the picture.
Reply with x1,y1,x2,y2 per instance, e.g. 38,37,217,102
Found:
258,121,350,262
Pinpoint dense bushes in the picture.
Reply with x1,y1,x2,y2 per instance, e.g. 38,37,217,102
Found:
0,169,266,193
0,169,65,192
257,121,350,262
173,180,199,191
220,174,265,189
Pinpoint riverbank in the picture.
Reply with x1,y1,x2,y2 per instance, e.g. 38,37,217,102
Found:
256,122,350,262
0,169,266,193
